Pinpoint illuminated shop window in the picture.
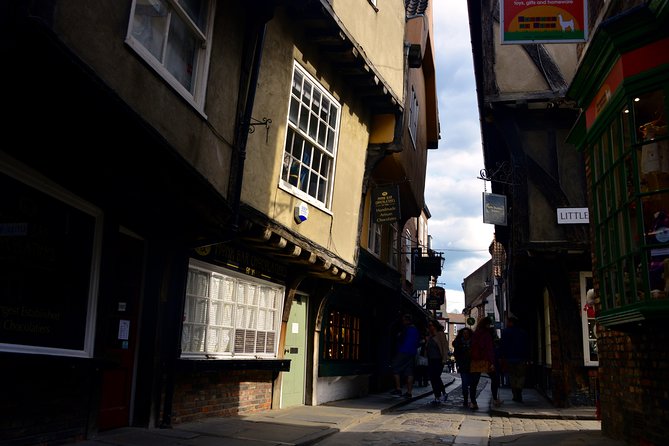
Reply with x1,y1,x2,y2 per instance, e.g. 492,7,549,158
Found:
323,310,360,360
580,272,598,365
589,87,669,326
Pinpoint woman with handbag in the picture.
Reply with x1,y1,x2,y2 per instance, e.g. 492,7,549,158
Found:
468,316,499,410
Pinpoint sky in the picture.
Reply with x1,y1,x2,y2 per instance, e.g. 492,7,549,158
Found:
426,2,496,314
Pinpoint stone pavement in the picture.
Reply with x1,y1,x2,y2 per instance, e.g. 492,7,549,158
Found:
70,373,626,446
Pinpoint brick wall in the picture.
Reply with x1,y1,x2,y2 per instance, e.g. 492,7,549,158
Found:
598,321,669,446
169,369,274,424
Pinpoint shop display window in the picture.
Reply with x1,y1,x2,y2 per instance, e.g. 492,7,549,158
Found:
589,86,669,325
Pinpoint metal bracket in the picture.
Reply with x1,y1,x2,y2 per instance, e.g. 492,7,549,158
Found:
248,117,272,143
477,161,517,186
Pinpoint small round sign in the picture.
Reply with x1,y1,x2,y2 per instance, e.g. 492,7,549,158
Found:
466,317,476,326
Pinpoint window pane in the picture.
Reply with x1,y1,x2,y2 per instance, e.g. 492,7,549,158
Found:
165,13,197,92
132,0,169,61
182,262,284,357
177,0,208,30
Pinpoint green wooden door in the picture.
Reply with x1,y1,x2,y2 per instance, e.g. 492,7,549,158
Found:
281,294,307,407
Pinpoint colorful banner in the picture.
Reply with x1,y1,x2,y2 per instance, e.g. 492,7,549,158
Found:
501,0,588,44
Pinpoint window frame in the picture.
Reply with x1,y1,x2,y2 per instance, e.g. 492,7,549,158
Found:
389,222,399,269
280,62,341,210
408,86,419,149
543,288,552,366
125,0,216,114
180,258,285,360
404,230,413,282
580,272,598,366
0,155,102,358
322,309,361,361
367,217,382,256
588,84,669,326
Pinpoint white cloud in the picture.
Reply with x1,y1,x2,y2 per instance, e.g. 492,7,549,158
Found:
426,2,495,296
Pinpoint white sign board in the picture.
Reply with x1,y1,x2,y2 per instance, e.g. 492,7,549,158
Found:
557,207,589,224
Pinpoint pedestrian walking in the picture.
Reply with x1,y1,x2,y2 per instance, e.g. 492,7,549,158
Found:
452,327,474,409
469,316,500,410
426,319,449,405
389,314,420,398
501,315,530,402
414,330,429,387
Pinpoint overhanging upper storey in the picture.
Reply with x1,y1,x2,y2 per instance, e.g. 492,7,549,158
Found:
287,0,403,115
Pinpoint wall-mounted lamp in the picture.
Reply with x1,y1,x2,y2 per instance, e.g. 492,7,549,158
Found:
294,202,309,224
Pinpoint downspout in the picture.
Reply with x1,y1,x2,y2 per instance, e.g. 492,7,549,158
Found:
228,5,274,232
160,4,274,427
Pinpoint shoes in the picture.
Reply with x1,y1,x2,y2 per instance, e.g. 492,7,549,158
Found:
493,399,503,407
390,389,402,396
441,394,449,402
470,402,479,410
402,392,412,398
429,399,441,406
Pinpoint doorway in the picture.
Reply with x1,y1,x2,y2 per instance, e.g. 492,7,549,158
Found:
98,229,144,430
281,293,308,407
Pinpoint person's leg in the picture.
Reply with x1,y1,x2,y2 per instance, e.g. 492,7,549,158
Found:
427,360,440,400
406,373,414,396
509,362,525,402
490,369,499,400
461,372,470,404
469,372,481,409
438,363,447,399
515,363,526,401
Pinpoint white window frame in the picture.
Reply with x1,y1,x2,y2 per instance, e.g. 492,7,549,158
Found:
408,86,419,149
280,62,341,210
580,271,598,366
368,218,382,256
181,258,285,359
125,0,216,113
404,230,412,282
389,222,399,269
0,154,102,358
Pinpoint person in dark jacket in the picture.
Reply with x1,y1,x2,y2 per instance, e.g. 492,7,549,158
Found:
452,327,474,408
426,319,449,405
501,315,530,402
390,314,420,398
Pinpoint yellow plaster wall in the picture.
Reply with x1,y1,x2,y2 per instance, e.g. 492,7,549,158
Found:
331,0,406,104
241,11,369,265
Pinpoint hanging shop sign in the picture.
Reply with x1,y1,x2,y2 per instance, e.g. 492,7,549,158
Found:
500,0,588,45
373,184,400,224
483,192,507,226
427,286,445,310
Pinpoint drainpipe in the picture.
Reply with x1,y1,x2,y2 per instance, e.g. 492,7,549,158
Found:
228,5,274,232
160,4,274,427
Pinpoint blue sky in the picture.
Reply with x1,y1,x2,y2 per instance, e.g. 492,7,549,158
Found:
426,2,495,313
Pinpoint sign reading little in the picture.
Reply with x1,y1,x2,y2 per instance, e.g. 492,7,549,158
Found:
373,185,400,224
557,207,589,224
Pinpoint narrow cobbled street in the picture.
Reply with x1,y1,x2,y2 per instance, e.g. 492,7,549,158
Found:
313,375,616,446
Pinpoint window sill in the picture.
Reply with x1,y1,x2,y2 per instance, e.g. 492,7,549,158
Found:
597,300,669,329
176,358,291,372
